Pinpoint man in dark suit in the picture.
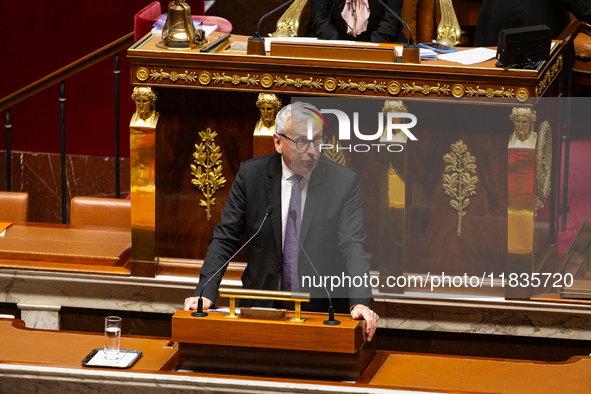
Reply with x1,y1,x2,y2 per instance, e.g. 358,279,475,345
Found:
184,101,378,341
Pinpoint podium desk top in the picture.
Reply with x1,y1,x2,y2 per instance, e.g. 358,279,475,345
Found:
129,33,565,102
0,223,131,275
0,318,177,372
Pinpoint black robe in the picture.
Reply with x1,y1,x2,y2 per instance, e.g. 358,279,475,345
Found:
310,0,408,44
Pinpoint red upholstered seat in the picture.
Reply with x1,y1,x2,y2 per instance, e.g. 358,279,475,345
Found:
134,1,232,41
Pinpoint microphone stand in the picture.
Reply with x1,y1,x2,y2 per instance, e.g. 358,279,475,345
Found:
373,0,420,63
192,207,274,317
290,211,340,326
247,0,295,56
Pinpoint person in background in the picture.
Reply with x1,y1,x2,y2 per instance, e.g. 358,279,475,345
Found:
310,0,408,43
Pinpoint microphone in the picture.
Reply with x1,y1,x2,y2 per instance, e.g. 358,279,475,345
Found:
192,206,274,317
247,0,296,56
373,0,421,63
289,210,341,326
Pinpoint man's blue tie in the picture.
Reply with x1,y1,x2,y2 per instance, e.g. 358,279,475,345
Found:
282,174,303,292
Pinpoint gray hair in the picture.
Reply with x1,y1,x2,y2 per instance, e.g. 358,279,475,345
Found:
275,101,322,136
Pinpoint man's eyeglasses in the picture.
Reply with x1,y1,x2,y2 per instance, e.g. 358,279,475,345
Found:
279,134,327,151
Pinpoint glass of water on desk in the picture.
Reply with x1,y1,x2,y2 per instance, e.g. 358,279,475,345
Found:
104,316,122,360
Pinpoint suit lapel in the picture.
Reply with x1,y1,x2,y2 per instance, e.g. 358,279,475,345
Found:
266,153,283,263
300,158,326,244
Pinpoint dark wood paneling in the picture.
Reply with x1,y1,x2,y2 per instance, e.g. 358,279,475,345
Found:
156,88,258,260
405,101,509,276
207,0,286,37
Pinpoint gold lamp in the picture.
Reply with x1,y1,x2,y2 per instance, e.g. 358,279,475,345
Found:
156,0,206,50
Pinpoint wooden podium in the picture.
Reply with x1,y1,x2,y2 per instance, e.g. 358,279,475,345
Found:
172,310,375,380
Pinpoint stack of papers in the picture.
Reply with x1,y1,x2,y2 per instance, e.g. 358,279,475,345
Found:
394,47,437,60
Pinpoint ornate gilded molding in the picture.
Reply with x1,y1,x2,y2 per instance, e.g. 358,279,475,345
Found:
275,75,322,89
515,88,529,102
465,86,515,99
191,128,227,221
402,83,450,96
536,121,552,210
321,135,347,166
136,67,149,82
536,55,563,97
388,82,401,96
435,0,461,47
199,71,211,85
261,74,274,89
338,80,386,93
443,140,478,237
213,73,260,86
150,69,197,83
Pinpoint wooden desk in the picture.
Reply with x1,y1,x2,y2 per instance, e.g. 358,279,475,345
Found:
2,317,591,393
0,223,131,275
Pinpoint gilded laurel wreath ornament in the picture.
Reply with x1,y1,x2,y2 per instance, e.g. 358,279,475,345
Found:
536,121,552,210
274,75,323,89
321,135,347,166
402,83,450,96
150,69,197,83
191,128,227,221
337,80,386,93
443,140,478,237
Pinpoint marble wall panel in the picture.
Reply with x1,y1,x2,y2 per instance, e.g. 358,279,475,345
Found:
0,151,130,223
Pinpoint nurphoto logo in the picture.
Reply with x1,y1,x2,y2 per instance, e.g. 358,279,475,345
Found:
303,108,418,153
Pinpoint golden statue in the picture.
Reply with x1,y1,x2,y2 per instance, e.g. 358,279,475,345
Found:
254,94,282,136
380,100,409,143
131,87,159,128
509,107,537,149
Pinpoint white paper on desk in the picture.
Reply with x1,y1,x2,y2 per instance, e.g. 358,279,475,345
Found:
438,47,497,65
85,350,138,367
394,47,438,60
265,37,318,52
0,229,6,237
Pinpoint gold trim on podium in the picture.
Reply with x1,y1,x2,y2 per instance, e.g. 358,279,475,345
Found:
218,288,311,322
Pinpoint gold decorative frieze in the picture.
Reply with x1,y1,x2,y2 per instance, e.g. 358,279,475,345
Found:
275,75,323,90
387,82,401,96
191,128,227,221
150,69,197,83
213,73,260,86
324,78,337,92
451,84,465,98
136,67,149,82
338,79,386,93
465,86,514,98
536,55,563,97
516,88,529,102
536,121,552,210
321,135,347,166
443,140,478,237
261,74,274,89
199,71,211,85
402,83,450,96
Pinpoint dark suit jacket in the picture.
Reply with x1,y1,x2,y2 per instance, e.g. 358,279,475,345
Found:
310,0,408,44
193,152,374,313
